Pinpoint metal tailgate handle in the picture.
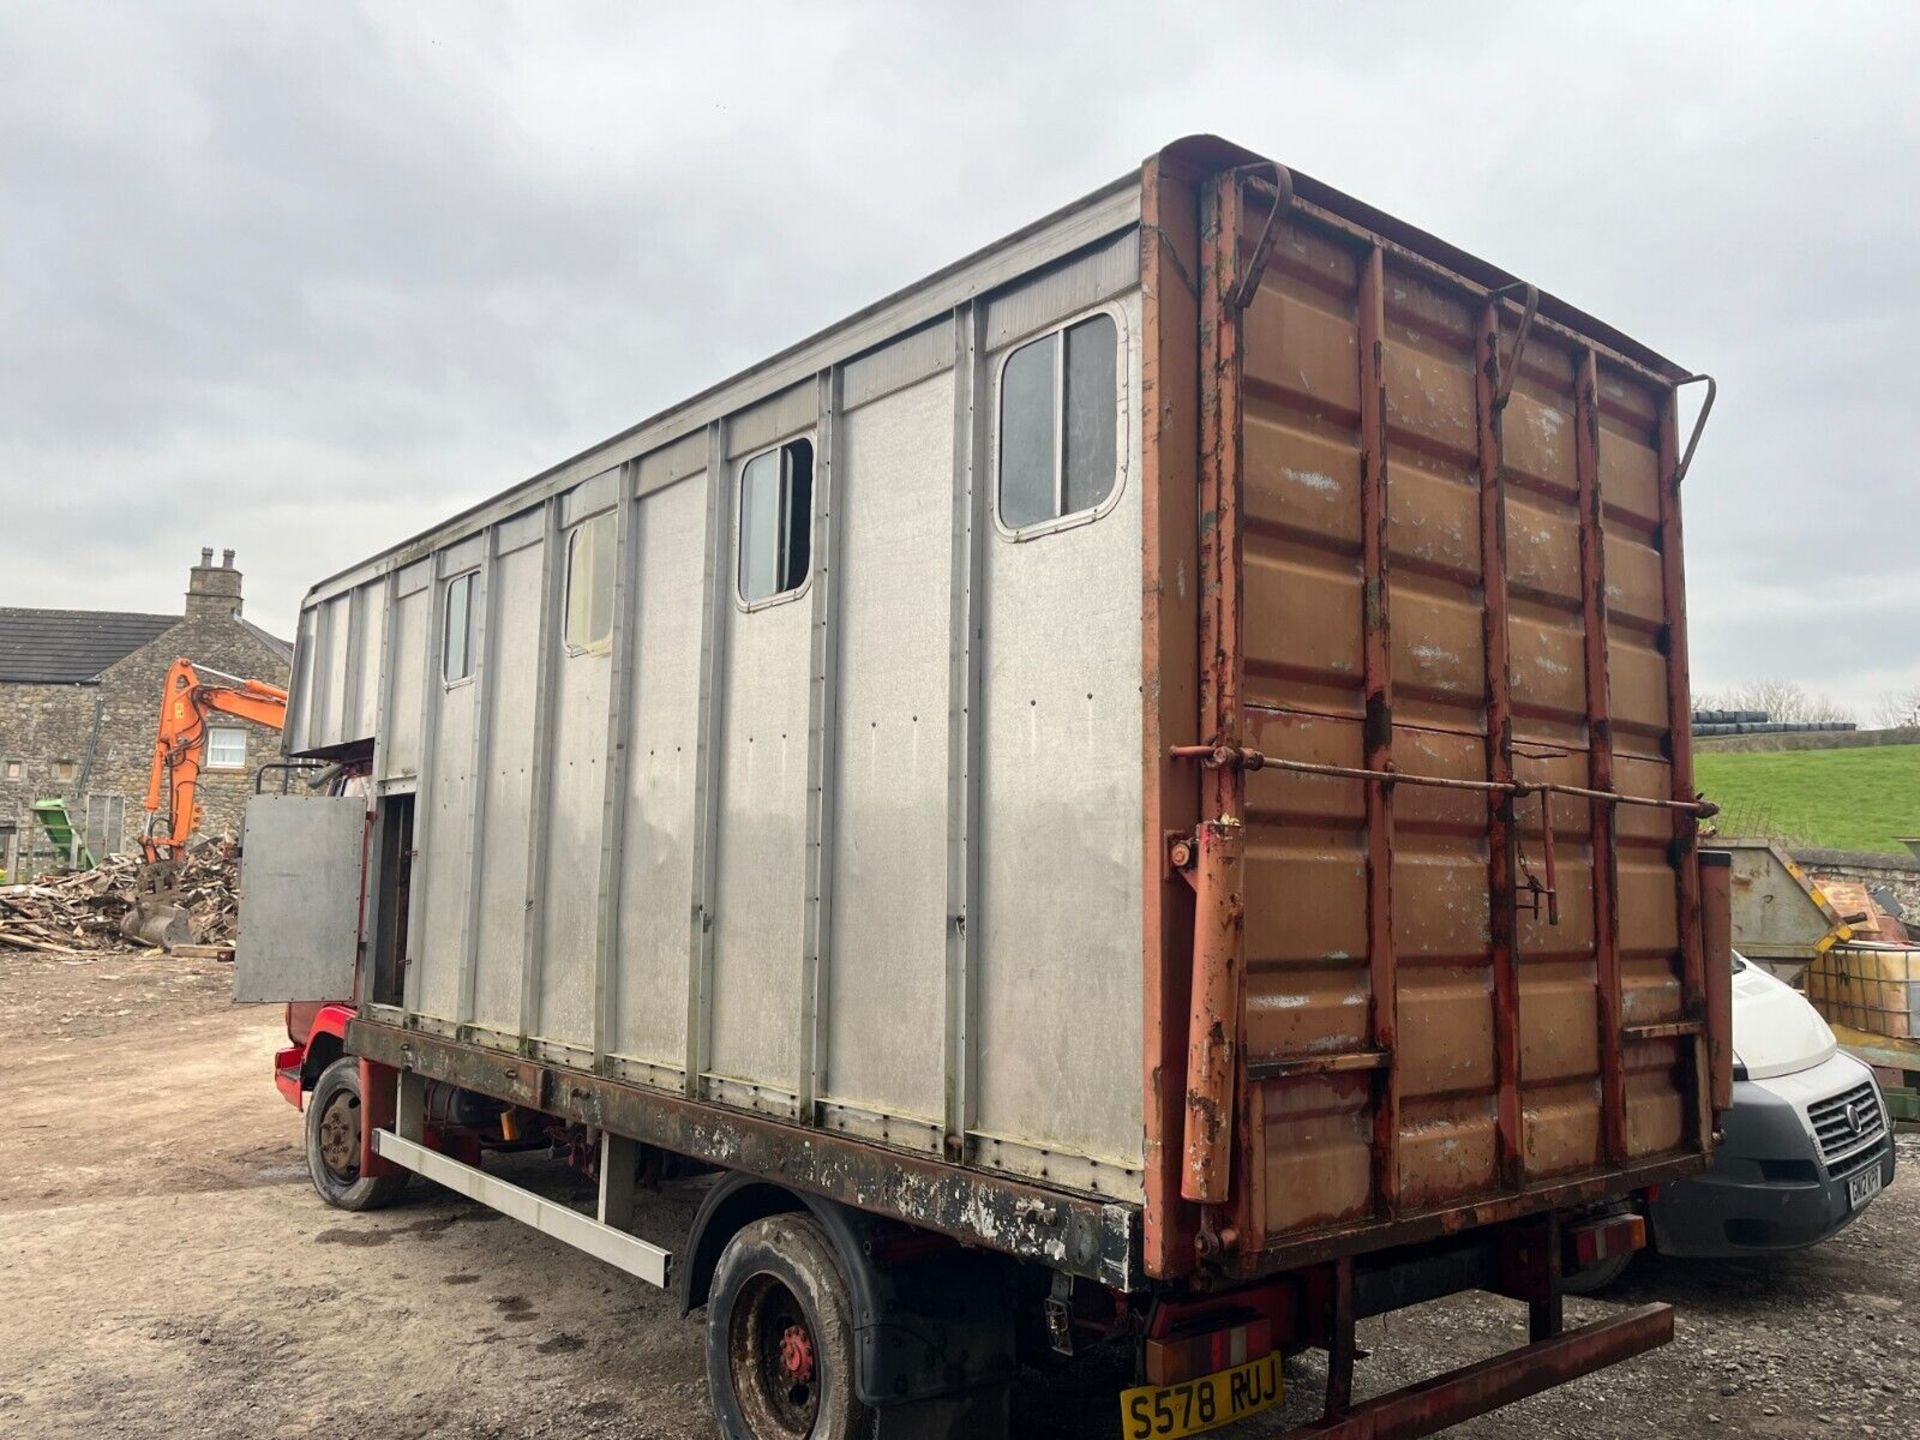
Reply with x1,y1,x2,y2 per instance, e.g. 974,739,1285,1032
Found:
1672,372,1717,483
1229,162,1297,312
1487,281,1540,412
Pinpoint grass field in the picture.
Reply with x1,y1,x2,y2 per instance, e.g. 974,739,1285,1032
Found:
1695,743,1920,854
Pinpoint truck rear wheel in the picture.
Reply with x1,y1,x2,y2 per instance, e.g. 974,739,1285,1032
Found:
705,1213,874,1440
305,1056,406,1211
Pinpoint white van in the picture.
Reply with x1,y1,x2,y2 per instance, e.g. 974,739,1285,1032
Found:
1570,954,1895,1290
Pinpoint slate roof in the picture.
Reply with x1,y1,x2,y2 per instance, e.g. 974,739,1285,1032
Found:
0,608,181,684
239,618,294,666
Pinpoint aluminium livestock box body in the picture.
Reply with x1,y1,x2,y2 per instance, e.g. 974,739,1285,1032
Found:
260,134,1730,1433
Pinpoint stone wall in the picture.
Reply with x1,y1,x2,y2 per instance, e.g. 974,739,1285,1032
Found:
0,612,290,874
1794,848,1920,921
0,681,103,872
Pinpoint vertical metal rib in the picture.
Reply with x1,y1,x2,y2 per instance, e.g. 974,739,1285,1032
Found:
800,368,844,1122
309,592,335,751
1656,391,1708,1145
341,586,366,746
1475,300,1523,1190
1575,350,1626,1162
457,530,499,1031
519,497,564,1044
405,551,446,1021
685,421,731,1098
371,570,400,788
593,472,642,1071
943,302,986,1157
1357,243,1400,1216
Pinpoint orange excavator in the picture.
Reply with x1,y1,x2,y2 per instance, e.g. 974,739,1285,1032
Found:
125,658,288,948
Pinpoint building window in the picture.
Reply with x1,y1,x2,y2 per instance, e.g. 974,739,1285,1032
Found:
996,311,1120,531
443,570,478,683
738,438,814,604
51,759,77,783
207,728,247,770
2,760,20,781
564,511,616,653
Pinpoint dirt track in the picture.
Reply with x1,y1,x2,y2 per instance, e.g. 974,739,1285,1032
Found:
2,947,1915,1438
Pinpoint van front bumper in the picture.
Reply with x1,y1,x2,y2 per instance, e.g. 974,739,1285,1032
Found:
1648,1051,1894,1258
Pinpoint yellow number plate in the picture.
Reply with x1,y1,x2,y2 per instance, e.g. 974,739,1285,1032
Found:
1120,1352,1283,1439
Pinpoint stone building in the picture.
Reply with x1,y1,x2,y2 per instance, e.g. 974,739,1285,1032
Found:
0,550,291,878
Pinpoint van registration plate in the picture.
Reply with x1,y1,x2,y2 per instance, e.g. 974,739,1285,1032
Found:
1848,1164,1884,1209
1119,1352,1283,1439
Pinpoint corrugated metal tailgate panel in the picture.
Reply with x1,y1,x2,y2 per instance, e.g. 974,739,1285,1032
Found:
1216,174,1702,1256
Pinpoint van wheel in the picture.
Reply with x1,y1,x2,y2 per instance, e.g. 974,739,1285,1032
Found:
705,1213,875,1440
1562,1199,1641,1296
1561,1247,1635,1296
305,1056,406,1211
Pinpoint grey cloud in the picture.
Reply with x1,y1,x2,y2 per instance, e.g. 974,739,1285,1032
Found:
2,1,1915,711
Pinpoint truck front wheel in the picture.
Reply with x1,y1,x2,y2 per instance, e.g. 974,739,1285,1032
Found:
305,1056,406,1211
705,1213,875,1440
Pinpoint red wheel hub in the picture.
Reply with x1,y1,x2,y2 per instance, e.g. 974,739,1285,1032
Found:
777,1322,815,1384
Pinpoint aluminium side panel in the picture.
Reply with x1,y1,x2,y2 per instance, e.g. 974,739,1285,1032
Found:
415,616,479,1025
288,181,1153,1221
316,592,352,745
706,416,814,1110
382,571,430,781
471,536,545,1034
610,471,708,1078
821,369,954,1132
347,579,386,742
973,284,1146,1194
288,605,319,753
536,495,617,1054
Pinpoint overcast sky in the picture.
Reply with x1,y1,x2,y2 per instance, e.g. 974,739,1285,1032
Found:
3,2,1915,710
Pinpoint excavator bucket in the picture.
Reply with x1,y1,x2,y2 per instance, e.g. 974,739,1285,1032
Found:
121,859,195,951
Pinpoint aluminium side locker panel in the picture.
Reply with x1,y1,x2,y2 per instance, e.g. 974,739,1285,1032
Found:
412,536,485,1027
821,367,953,1144
705,387,815,1115
609,461,706,1087
471,519,545,1038
1176,153,1715,1271
381,563,430,783
533,473,618,1056
974,247,1147,1194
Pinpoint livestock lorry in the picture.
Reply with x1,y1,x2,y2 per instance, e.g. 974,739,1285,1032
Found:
236,135,1733,1439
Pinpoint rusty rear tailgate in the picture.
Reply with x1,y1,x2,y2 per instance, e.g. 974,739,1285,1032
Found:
1154,144,1718,1277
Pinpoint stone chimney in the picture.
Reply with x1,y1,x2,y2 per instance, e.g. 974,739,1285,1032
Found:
186,546,244,620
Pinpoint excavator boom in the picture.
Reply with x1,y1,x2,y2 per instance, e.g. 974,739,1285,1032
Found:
127,658,288,949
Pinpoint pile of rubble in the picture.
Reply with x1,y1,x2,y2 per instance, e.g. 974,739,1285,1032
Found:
0,846,239,956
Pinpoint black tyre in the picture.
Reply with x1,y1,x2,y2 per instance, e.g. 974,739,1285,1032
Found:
305,1055,407,1211
705,1213,875,1440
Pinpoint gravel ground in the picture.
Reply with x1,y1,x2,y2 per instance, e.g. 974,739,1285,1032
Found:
1,945,1913,1438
